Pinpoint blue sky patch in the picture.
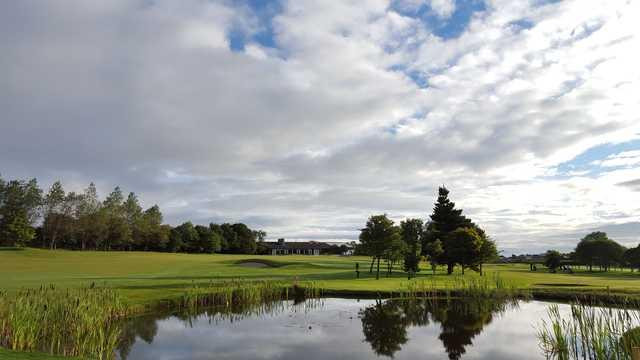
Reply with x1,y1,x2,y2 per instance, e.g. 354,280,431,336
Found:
554,139,640,177
508,19,535,32
227,0,282,52
393,0,487,39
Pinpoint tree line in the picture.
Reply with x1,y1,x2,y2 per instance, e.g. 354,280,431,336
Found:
0,175,266,254
543,231,640,272
358,187,498,279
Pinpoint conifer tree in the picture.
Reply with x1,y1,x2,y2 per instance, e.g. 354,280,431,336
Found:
425,186,471,274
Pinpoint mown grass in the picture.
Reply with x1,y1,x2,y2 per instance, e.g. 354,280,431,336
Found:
0,348,78,359
3,248,640,359
2,248,640,306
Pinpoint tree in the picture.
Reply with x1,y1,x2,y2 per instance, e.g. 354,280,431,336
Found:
575,232,607,271
425,187,472,274
139,205,167,251
595,239,625,271
359,214,400,280
624,246,640,272
446,227,482,275
76,183,105,250
384,230,407,276
123,192,143,250
219,223,236,252
167,227,183,252
544,250,562,272
42,181,66,250
0,177,42,246
575,232,625,271
253,230,267,242
175,222,199,253
424,239,444,274
194,225,221,253
401,218,423,275
231,223,257,254
476,228,498,276
102,187,130,250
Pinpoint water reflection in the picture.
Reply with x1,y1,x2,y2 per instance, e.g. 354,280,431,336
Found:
359,298,514,359
116,297,546,360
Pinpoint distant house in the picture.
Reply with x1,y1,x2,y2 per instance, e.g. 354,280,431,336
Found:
263,238,331,255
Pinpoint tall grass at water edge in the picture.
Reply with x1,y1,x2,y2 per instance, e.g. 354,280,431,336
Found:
1,280,324,359
178,280,323,312
0,285,127,359
401,273,526,300
538,300,640,360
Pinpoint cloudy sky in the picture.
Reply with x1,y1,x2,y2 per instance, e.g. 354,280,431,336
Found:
1,0,639,254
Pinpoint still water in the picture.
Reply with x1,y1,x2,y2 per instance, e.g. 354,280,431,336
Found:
116,298,559,360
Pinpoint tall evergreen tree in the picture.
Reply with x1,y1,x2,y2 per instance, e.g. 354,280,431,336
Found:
102,187,130,250
425,187,471,274
76,183,105,250
123,192,142,250
43,181,66,249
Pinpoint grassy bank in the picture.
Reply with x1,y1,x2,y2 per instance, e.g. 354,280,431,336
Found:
3,248,640,305
3,249,640,359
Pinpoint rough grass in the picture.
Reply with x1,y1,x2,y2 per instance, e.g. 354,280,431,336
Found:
2,248,640,306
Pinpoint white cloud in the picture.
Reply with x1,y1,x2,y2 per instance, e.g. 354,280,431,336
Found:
429,0,456,18
1,0,639,253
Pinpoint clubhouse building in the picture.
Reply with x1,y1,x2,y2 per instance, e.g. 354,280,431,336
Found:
263,238,331,256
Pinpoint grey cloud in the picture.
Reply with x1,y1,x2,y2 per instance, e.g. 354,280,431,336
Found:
618,179,640,192
1,0,639,250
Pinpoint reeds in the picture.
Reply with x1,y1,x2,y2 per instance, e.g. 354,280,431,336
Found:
402,273,526,300
177,280,323,313
538,300,640,360
0,285,128,359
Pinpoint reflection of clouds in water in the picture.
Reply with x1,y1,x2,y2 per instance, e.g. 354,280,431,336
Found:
123,299,568,360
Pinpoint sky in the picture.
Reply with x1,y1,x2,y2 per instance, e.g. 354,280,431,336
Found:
1,0,639,254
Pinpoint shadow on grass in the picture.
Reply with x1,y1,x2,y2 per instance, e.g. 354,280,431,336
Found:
0,247,25,251
570,271,640,281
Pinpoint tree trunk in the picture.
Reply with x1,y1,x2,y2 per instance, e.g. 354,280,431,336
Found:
49,233,57,250
370,257,375,273
461,266,465,275
376,257,380,280
479,263,483,276
447,263,454,275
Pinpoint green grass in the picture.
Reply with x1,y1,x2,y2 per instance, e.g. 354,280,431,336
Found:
2,248,640,306
0,348,77,359
3,248,640,359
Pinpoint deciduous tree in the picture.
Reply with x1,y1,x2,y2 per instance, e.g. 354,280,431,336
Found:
401,218,423,275
359,214,400,280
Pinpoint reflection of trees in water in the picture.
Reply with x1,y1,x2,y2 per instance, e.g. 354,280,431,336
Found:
115,298,324,359
117,315,159,359
360,298,514,359
361,300,409,357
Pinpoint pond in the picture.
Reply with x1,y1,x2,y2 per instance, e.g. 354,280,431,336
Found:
115,297,564,360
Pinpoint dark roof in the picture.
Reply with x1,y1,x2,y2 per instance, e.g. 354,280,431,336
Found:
262,241,332,250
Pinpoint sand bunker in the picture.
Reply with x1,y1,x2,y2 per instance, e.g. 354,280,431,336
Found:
236,261,271,268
